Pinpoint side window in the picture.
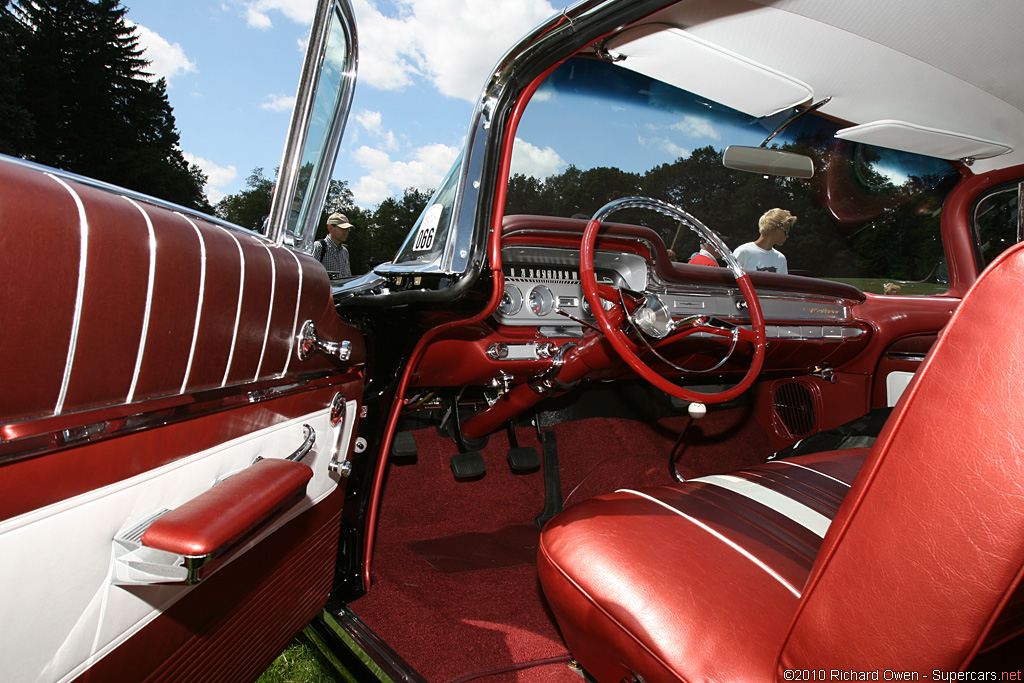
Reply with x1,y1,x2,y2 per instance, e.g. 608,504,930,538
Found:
973,181,1022,270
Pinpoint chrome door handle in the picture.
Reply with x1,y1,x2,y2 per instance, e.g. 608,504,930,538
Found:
297,320,351,362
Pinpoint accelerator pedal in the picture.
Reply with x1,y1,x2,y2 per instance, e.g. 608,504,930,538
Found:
505,421,540,473
450,452,486,480
390,431,418,460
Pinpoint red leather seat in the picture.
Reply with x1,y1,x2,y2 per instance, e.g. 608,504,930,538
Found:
538,243,1024,682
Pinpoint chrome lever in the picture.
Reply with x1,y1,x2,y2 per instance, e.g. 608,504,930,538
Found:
251,424,315,466
328,393,352,476
297,320,351,362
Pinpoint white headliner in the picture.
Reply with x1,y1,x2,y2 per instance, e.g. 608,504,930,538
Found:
641,0,1024,173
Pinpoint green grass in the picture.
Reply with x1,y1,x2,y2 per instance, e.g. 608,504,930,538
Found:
257,639,343,683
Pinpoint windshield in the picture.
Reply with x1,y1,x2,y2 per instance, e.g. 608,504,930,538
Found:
507,57,959,294
390,152,463,269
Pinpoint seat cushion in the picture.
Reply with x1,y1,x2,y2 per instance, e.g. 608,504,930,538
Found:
537,448,867,683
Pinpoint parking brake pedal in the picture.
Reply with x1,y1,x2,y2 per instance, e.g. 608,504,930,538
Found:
450,452,486,480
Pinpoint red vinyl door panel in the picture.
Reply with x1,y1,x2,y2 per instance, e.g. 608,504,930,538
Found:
0,157,364,682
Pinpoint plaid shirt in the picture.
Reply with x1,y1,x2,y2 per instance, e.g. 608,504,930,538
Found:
312,238,351,278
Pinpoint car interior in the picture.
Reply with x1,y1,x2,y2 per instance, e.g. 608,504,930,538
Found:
327,1,1024,681
2,0,1022,681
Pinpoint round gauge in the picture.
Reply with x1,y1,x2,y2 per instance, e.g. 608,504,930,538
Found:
528,285,555,316
498,283,523,316
581,291,614,314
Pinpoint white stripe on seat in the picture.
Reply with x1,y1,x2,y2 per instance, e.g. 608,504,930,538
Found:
690,474,832,537
617,489,801,598
782,461,852,488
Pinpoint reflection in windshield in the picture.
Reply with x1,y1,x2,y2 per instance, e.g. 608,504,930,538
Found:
508,58,959,294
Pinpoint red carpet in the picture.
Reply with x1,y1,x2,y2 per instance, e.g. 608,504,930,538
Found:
351,408,771,682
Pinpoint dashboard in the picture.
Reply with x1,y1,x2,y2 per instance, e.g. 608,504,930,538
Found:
409,216,873,387
496,245,866,342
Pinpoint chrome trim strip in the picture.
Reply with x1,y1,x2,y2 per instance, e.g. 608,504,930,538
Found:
256,242,278,380
123,197,157,403
47,173,89,415
1,375,352,466
223,231,247,387
178,213,208,394
618,488,802,598
312,605,430,683
886,351,928,363
282,250,304,377
690,474,832,537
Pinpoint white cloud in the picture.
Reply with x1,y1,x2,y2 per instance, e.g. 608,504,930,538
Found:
671,115,721,141
132,23,197,84
184,153,238,204
356,109,399,151
234,0,561,100
350,1,422,91
510,137,565,179
351,142,459,207
241,0,317,29
356,110,384,135
261,94,296,112
639,135,691,160
352,0,560,101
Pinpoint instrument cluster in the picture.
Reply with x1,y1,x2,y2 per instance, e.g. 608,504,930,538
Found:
495,247,649,329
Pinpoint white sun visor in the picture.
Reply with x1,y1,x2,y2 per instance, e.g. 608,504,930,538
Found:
603,23,813,118
835,120,1012,160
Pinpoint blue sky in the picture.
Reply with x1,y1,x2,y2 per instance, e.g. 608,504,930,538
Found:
124,0,574,209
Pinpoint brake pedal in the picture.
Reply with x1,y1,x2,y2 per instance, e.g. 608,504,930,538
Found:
507,446,540,473
450,452,486,480
391,431,418,460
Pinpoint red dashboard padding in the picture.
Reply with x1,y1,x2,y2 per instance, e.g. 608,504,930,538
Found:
142,458,313,557
779,241,1024,671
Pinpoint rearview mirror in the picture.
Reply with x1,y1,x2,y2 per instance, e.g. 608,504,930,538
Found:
722,146,814,179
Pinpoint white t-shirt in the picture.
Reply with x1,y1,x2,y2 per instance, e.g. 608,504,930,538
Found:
732,242,787,274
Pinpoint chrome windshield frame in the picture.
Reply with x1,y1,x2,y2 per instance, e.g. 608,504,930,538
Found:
267,0,359,251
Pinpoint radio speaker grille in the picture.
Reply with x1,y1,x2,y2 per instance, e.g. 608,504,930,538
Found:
773,381,817,439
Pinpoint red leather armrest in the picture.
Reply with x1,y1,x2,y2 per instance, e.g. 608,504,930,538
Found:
141,458,313,557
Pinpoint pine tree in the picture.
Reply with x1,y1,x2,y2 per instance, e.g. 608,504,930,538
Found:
0,0,34,152
1,0,212,212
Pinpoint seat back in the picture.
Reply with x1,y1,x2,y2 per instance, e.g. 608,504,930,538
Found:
779,242,1024,673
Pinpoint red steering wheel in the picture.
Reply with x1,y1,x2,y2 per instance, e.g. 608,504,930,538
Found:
580,197,766,403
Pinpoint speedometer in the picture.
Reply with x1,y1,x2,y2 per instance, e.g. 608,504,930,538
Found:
528,285,555,316
498,284,523,316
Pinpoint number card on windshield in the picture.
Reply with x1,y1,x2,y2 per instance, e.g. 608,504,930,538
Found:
413,204,443,252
